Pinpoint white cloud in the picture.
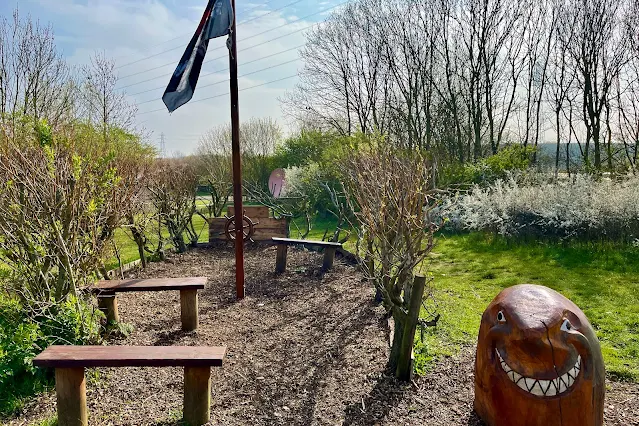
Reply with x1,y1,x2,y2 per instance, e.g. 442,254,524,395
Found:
18,0,322,154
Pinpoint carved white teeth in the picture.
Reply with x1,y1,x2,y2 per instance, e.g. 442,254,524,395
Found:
495,349,581,397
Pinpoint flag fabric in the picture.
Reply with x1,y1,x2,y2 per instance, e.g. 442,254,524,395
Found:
163,0,233,113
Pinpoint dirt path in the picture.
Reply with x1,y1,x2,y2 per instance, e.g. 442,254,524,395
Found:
8,245,639,425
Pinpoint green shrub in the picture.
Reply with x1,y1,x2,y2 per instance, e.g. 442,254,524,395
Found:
274,130,337,168
0,297,41,387
440,145,536,187
0,294,102,417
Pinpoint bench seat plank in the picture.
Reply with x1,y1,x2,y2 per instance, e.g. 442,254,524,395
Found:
92,277,207,294
272,237,342,247
33,345,226,369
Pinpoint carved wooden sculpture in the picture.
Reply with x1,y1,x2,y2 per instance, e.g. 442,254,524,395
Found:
474,284,605,426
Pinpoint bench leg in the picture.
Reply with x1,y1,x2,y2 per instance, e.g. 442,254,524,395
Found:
183,366,211,426
322,247,337,271
275,244,288,273
97,294,119,323
180,289,199,331
55,368,87,426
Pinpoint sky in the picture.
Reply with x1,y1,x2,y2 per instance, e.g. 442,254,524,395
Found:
0,0,342,155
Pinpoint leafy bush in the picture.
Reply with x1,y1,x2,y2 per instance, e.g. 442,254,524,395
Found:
447,174,639,242
0,119,148,416
0,294,101,416
0,120,154,306
439,145,536,187
274,130,339,168
0,297,41,389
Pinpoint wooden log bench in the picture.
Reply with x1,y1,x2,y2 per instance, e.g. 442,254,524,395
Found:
271,237,342,273
91,277,206,331
33,345,225,426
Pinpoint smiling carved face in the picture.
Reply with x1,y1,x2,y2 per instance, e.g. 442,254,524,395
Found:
473,284,605,426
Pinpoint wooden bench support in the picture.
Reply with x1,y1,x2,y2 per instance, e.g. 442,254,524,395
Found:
92,277,206,331
322,247,337,271
180,289,199,331
275,244,288,273
55,368,87,426
34,345,225,426
183,366,211,426
97,294,119,324
272,237,342,273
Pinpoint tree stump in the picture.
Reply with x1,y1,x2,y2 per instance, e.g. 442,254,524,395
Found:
55,368,87,426
180,289,199,331
183,366,211,426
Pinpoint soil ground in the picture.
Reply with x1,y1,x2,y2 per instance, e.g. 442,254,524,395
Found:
7,245,639,425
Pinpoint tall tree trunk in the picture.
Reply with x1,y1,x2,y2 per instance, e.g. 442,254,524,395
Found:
555,110,561,179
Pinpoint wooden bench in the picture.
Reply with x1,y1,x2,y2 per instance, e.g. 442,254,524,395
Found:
91,277,206,331
271,237,342,273
33,345,225,426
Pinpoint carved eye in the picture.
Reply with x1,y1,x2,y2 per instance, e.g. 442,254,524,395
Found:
497,311,506,323
561,319,573,332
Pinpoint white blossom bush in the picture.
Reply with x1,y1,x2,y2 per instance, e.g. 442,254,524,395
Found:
446,174,639,241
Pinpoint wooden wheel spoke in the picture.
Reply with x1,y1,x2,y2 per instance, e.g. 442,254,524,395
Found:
224,214,256,241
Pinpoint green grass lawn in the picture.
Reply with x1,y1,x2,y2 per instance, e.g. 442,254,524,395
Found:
106,214,210,271
417,232,639,382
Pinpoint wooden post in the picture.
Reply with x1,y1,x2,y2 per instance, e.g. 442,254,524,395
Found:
55,368,87,426
97,294,119,323
180,289,199,331
228,0,244,300
395,275,426,381
322,247,337,271
275,244,288,273
183,366,211,426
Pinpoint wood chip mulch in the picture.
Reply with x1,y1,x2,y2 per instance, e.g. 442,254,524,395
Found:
7,245,639,425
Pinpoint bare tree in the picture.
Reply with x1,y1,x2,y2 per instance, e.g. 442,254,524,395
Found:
81,52,137,137
196,126,233,217
614,2,639,173
564,0,629,170
546,0,576,177
197,117,282,197
242,117,282,187
287,0,637,174
343,144,443,380
282,0,391,136
0,9,76,130
147,159,199,254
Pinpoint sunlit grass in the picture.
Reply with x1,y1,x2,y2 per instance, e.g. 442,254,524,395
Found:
416,232,639,381
106,214,209,271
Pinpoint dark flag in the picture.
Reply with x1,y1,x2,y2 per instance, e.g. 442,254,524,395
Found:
163,0,233,112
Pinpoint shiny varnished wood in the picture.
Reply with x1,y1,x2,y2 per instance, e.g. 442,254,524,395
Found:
91,277,207,294
33,345,226,368
474,284,605,426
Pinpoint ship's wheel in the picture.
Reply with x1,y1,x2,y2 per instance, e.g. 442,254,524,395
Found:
224,214,258,242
